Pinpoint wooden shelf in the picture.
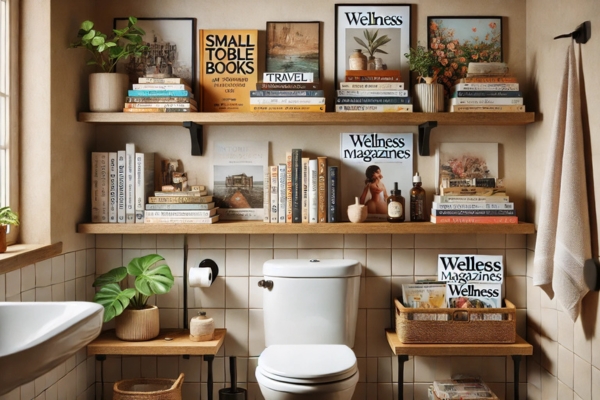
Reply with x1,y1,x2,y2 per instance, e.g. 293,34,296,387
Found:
78,111,535,126
77,221,535,235
87,328,226,356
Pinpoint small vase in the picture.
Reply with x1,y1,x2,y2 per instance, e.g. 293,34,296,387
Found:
367,56,376,70
115,305,160,341
348,49,367,70
347,197,368,223
89,72,129,112
414,82,445,112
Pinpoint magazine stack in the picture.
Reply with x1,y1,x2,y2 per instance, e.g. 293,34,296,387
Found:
124,77,197,113
335,70,412,113
448,62,524,113
429,376,499,400
251,72,325,113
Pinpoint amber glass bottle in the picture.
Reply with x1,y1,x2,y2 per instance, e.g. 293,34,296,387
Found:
410,172,426,222
387,182,405,222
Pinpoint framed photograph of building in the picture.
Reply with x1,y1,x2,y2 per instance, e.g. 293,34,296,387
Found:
335,4,411,88
428,16,503,94
266,21,321,80
113,17,197,90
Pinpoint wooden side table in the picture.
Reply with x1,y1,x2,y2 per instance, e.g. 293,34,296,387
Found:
88,328,226,399
385,329,533,400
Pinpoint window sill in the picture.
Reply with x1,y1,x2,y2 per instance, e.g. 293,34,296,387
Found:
0,242,63,274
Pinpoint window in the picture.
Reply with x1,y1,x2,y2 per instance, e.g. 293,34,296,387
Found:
0,0,18,244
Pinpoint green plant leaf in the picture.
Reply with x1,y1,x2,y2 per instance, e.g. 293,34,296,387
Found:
80,20,94,32
127,254,166,276
0,207,19,226
128,16,138,26
82,29,95,42
91,36,105,46
353,37,368,49
93,266,128,287
93,283,136,322
135,264,174,296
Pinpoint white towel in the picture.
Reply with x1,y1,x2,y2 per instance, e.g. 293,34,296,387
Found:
533,41,591,321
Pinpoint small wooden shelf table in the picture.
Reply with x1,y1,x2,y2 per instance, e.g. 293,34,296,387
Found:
385,329,533,400
88,328,226,399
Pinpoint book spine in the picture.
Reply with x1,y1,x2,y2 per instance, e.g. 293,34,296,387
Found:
138,77,185,84
148,196,214,204
145,203,215,210
125,144,135,223
448,97,523,105
144,216,219,224
431,215,518,224
154,190,206,197
132,84,189,91
291,149,302,223
317,156,327,223
91,152,101,223
96,153,109,223
335,96,411,104
301,157,309,223
128,90,190,97
117,151,126,223
250,90,324,97
250,105,326,112
335,104,413,112
123,108,192,113
277,163,287,223
339,82,404,90
432,201,514,210
345,75,401,82
126,96,195,103
336,90,408,97
431,209,516,216
327,166,338,223
450,105,525,112
286,151,292,223
270,165,278,223
108,152,118,223
452,90,522,98
433,195,510,203
263,167,270,222
452,83,519,91
263,72,313,83
459,76,519,83
249,97,325,105
135,153,144,223
256,82,322,90
308,159,318,224
145,210,217,218
124,103,195,108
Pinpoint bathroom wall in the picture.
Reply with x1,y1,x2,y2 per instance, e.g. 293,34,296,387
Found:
92,232,528,400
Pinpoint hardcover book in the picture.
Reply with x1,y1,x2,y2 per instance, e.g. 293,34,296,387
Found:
117,150,126,223
278,163,287,223
291,149,302,223
91,152,108,223
108,152,118,223
200,30,258,112
340,133,413,222
335,104,412,112
317,156,328,223
212,141,268,220
430,215,518,224
269,165,279,223
134,153,156,223
125,143,135,223
327,166,340,223
308,159,318,223
339,82,404,90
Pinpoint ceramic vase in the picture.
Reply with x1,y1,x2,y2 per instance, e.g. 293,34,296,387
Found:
348,49,367,70
89,72,129,112
347,197,368,223
414,82,445,113
115,305,160,341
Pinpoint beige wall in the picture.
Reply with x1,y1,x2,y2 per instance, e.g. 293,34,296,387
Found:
525,0,600,399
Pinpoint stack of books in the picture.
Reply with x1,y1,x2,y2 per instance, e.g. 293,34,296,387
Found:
335,70,411,112
448,62,524,113
251,72,325,113
429,376,499,400
124,77,197,113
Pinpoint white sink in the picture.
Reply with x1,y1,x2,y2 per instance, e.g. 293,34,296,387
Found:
0,301,104,395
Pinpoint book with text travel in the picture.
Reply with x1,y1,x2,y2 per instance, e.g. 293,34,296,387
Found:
108,152,117,223
263,72,313,83
145,202,216,210
430,215,518,224
200,30,258,112
144,215,219,224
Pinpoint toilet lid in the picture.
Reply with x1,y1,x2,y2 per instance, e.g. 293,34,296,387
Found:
258,344,357,382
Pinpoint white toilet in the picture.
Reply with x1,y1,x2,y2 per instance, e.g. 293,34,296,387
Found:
255,259,361,400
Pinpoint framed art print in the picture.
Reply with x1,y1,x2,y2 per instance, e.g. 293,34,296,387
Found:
428,16,502,94
266,21,321,80
113,17,197,90
335,4,411,88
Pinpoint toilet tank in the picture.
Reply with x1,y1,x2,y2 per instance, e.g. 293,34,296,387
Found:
262,259,361,347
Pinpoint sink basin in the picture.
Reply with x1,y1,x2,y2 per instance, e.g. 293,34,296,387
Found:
0,301,104,395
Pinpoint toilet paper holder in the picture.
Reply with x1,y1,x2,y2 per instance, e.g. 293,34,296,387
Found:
189,258,219,287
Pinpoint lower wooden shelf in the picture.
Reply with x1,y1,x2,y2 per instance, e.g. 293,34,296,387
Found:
77,220,535,235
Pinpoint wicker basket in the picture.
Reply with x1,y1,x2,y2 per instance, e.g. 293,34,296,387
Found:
395,298,516,344
113,373,184,400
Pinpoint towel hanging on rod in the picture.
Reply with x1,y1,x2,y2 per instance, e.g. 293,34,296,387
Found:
554,21,591,43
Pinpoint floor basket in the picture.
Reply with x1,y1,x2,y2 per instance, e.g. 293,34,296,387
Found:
113,373,184,400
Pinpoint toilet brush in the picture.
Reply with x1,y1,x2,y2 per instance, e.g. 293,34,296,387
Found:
218,356,247,400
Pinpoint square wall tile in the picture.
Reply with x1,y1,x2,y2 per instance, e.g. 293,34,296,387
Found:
558,344,574,389
248,309,265,357
414,249,441,276
298,234,343,248
392,234,414,249
158,248,184,277
573,355,591,400
249,249,273,276
415,234,477,249
541,336,558,376
476,234,506,248
51,255,65,285
574,316,592,364
5,269,20,298
273,249,297,259
354,309,367,358
365,277,391,309
0,275,4,301
225,309,249,357
157,234,184,248
249,276,264,309
558,309,574,352
36,286,52,302
226,235,250,248
226,277,249,309
95,249,123,276
366,309,393,357
506,249,527,276
122,234,157,249
249,235,273,249
195,234,226,248
96,235,122,249
367,235,391,249
179,356,201,382
36,259,52,288
391,249,414,276
505,276,527,308
541,307,558,341
75,250,86,278
225,249,249,276
273,235,297,248
507,234,527,249
365,249,391,276
297,248,344,259
345,235,366,249
64,253,76,281
190,276,225,309
344,249,366,273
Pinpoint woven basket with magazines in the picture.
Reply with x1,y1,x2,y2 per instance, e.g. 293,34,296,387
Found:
395,298,516,344
113,373,184,400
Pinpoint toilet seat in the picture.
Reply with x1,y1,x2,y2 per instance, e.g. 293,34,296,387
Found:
257,344,358,386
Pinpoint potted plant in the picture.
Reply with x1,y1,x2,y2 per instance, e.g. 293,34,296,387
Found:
404,43,445,112
93,253,174,341
70,16,148,112
0,207,19,253
354,29,391,70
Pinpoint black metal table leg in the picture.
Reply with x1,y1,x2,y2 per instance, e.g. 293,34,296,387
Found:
512,355,522,400
397,355,409,400
204,354,215,400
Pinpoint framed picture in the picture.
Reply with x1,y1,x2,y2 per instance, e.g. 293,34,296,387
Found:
113,17,197,90
335,4,411,88
266,21,321,80
428,16,502,94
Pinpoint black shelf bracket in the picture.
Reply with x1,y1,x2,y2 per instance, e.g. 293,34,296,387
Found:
418,121,437,156
183,121,203,156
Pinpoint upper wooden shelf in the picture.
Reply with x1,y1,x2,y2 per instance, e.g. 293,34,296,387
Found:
78,111,535,126
77,220,535,235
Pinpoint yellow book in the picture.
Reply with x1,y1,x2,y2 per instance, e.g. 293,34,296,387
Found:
199,29,258,112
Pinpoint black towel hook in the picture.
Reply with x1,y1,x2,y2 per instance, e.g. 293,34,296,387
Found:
554,21,591,44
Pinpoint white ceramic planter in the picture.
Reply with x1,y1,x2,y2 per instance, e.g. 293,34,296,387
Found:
414,82,445,113
89,72,128,112
115,305,160,341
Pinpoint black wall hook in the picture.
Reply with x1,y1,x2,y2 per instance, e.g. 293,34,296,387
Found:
554,21,591,44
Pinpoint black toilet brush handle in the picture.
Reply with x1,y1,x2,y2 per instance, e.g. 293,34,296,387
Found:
230,356,237,392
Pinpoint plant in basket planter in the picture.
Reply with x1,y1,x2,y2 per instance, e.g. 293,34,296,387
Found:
0,207,19,253
404,43,444,112
69,16,148,112
93,253,174,341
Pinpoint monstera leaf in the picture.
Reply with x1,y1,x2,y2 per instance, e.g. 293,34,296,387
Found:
93,283,136,322
127,254,174,296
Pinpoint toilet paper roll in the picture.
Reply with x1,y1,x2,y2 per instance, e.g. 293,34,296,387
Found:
189,267,213,287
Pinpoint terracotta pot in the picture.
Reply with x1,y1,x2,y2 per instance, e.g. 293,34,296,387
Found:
115,305,160,341
0,225,6,253
414,82,445,112
89,72,129,112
